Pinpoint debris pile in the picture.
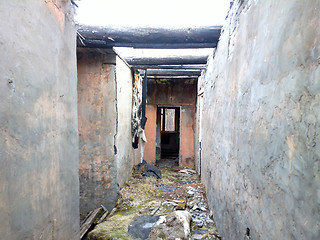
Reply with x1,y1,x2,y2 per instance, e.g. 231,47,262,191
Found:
86,165,220,240
137,160,162,179
148,210,192,240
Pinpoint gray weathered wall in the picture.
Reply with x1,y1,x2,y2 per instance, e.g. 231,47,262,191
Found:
78,49,140,216
0,1,79,239
198,0,320,239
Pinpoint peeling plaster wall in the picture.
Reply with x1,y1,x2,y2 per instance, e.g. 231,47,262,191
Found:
198,0,320,239
77,49,140,216
0,1,79,239
145,80,196,167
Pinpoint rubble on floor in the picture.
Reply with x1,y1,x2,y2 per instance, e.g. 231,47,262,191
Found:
137,160,162,179
87,165,220,240
148,210,192,240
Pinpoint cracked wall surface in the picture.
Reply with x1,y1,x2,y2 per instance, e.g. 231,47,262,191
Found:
77,49,140,216
197,0,320,239
0,1,79,239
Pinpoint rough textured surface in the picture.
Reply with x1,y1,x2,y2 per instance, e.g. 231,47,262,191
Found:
197,0,320,239
78,48,118,216
116,56,141,185
148,211,191,240
128,215,160,240
78,49,140,216
145,80,197,167
0,1,79,239
87,165,219,240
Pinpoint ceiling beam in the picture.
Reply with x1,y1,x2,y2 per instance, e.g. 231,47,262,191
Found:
147,75,199,79
77,25,222,49
131,64,207,70
125,55,209,66
144,69,202,76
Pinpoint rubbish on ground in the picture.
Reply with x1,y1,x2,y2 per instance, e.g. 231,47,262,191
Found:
137,160,162,179
178,169,197,174
148,210,191,240
86,166,220,239
128,215,160,240
156,183,178,192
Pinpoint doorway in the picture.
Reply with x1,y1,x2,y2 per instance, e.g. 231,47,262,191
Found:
156,107,180,164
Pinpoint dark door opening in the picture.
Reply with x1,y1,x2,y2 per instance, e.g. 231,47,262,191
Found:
157,107,180,162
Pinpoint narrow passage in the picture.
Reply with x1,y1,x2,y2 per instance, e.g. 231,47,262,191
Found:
86,164,220,240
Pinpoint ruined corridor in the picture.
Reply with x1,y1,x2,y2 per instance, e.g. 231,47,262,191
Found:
0,0,319,240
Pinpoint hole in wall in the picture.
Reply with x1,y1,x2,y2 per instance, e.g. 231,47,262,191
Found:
246,227,250,237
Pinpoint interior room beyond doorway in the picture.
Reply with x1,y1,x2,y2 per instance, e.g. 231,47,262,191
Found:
157,107,180,165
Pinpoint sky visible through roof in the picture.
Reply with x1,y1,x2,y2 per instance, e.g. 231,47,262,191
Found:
75,0,230,28
75,0,231,64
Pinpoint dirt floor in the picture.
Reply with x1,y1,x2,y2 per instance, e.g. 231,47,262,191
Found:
86,165,221,240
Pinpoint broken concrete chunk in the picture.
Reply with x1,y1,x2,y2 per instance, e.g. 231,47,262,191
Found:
178,169,196,175
128,215,160,240
193,233,207,240
148,211,191,240
156,184,178,192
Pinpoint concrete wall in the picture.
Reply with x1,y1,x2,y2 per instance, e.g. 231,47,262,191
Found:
145,79,196,167
198,0,320,239
78,49,139,216
115,56,141,186
0,1,79,239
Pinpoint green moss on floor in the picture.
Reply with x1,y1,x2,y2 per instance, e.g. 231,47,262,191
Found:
88,211,138,240
87,166,219,240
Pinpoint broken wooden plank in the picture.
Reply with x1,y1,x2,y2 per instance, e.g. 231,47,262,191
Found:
97,210,109,224
80,207,104,239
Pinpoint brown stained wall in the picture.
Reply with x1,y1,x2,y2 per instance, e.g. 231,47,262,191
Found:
180,106,195,167
77,48,118,215
77,49,140,216
0,1,79,239
145,80,197,167
145,105,158,165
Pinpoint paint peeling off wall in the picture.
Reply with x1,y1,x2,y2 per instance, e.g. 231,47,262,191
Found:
132,72,143,139
198,0,320,239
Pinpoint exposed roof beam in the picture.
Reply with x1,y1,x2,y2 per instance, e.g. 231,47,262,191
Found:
77,25,221,49
147,75,199,79
144,69,202,76
78,42,216,49
125,55,209,66
131,64,207,70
